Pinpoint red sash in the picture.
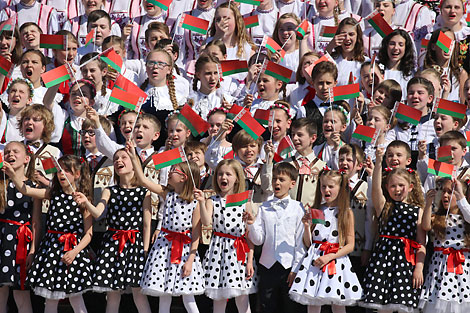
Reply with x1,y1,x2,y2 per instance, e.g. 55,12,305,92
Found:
109,228,139,255
313,240,339,275
434,247,470,275
214,232,249,264
48,230,78,251
380,235,421,265
161,228,191,264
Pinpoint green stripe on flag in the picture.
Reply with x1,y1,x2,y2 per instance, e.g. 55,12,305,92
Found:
352,133,373,143
44,168,57,175
396,112,419,126
265,69,289,83
44,76,70,88
333,92,360,101
147,0,169,10
40,43,64,49
223,68,248,76
236,0,260,5
178,114,200,136
0,67,9,76
438,156,451,162
182,24,207,35
436,41,449,53
246,22,259,28
109,96,136,110
368,20,386,38
154,158,183,170
238,119,260,140
427,167,452,178
101,56,121,72
322,32,335,38
311,218,326,225
296,28,306,40
436,108,465,119
226,199,249,207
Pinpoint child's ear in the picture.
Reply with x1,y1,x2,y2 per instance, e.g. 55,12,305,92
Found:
24,155,30,165
409,183,414,191
310,134,317,145
289,179,296,189
406,157,412,166
428,94,434,105
152,131,160,141
356,162,363,170
276,80,283,90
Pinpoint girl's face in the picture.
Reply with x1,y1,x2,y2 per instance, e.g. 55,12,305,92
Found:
301,54,318,84
237,142,259,165
0,33,16,58
407,83,432,113
20,53,45,84
22,113,45,142
441,0,464,26
119,113,137,140
196,61,219,94
208,112,226,137
375,0,395,23
113,150,133,176
434,31,454,63
8,82,31,112
143,0,161,16
434,113,459,137
216,164,238,194
313,72,336,101
54,40,78,65
206,45,226,61
339,24,357,55
70,83,94,114
323,110,346,137
271,108,291,141
197,0,213,10
80,61,106,87
214,8,236,37
4,142,29,170
315,0,337,16
146,30,168,51
257,74,282,100
372,88,388,107
320,175,341,205
57,162,80,189
277,18,297,49
83,0,103,14
366,109,388,133
20,25,41,50
441,180,458,208
387,174,412,202
419,73,440,98
167,164,187,187
464,79,470,105
387,35,406,66
146,51,171,86
167,120,191,148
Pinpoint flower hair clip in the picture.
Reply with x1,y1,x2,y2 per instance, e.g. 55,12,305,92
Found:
406,168,414,174
7,78,35,100
165,109,181,126
117,109,143,126
338,168,347,175
384,167,393,172
323,166,331,171
466,179,470,186
206,106,229,120
325,104,349,124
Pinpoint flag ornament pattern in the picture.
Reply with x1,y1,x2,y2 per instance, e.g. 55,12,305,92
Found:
40,34,67,50
428,159,455,178
152,147,187,170
178,104,210,136
41,64,72,88
352,125,378,143
233,109,265,140
226,190,252,207
100,48,123,73
114,74,148,99
0,54,13,77
41,157,60,175
329,84,360,102
179,14,210,35
296,20,309,40
262,36,286,59
243,15,259,29
109,87,145,111
264,61,293,83
320,25,337,38
436,98,466,119
147,0,172,11
437,31,453,53
277,136,295,158
366,11,393,38
253,109,274,126
219,60,249,76
394,102,421,126
437,145,452,162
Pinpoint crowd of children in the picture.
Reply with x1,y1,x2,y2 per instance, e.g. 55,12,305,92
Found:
1,0,470,312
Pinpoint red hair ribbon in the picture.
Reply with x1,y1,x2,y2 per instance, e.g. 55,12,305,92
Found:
406,168,414,174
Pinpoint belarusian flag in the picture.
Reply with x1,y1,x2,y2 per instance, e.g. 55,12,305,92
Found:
395,102,421,126
437,145,452,162
0,15,15,36
178,104,209,136
348,72,356,84
264,61,293,83
421,38,429,50
296,20,309,40
436,98,466,119
227,104,247,119
147,0,172,11
0,54,13,77
152,147,186,170
467,131,470,147
352,125,377,143
109,87,144,111
329,83,360,101
253,109,273,126
366,11,393,38
84,28,95,47
223,150,234,159
234,110,265,140
226,190,252,207
41,64,71,88
114,74,147,99
243,15,259,29
100,48,123,73
41,157,59,175
313,53,335,66
437,31,452,53
0,152,3,168
311,208,326,225
179,13,209,35
320,25,337,38
234,0,260,5
273,153,284,163
467,14,470,27
261,36,286,59
428,158,455,178
40,34,66,50
220,60,248,76
277,136,295,158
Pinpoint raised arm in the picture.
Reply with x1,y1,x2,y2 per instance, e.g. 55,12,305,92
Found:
3,163,48,199
42,84,60,111
371,147,386,217
73,188,110,219
195,189,212,226
421,189,436,232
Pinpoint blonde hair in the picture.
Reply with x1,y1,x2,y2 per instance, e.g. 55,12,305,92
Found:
272,13,301,50
177,161,200,202
18,104,55,143
213,159,246,195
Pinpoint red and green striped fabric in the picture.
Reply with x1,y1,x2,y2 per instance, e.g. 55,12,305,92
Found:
152,147,186,170
296,20,309,40
84,28,95,47
179,14,209,35
262,36,286,59
114,74,148,99
437,31,452,53
0,54,13,77
0,152,3,168
0,15,15,36
253,109,273,126
100,48,123,73
234,110,265,140
234,0,260,5
220,60,248,76
277,136,295,158
352,125,377,143
264,61,293,83
313,53,335,67
147,0,172,11
428,159,455,178
223,150,234,160
311,208,326,225
395,102,421,126
467,131,470,147
226,190,252,207
227,104,247,119
178,104,209,136
437,145,452,162
467,14,470,27
366,11,393,38
436,98,465,119
421,38,429,50
41,64,71,88
41,157,59,175
329,83,360,101
243,15,259,29
320,25,337,38
109,87,143,110
40,34,66,50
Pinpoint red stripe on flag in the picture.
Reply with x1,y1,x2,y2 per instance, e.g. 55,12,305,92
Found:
396,102,421,121
243,15,259,26
179,104,209,134
265,61,293,82
226,190,251,204
41,64,70,86
152,147,185,165
114,74,147,99
332,83,359,97
354,125,376,138
436,98,466,117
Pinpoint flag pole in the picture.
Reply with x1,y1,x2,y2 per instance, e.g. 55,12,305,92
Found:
445,183,456,221
54,157,75,193
79,47,112,69
7,17,15,55
328,87,335,132
280,32,295,50
250,59,266,95
269,110,275,142
66,62,85,100
181,147,197,189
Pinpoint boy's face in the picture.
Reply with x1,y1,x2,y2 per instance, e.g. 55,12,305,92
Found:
146,30,168,51
20,25,40,49
441,140,466,166
133,119,160,149
187,149,205,169
271,108,291,142
272,173,296,199
89,17,111,46
434,113,459,137
22,114,45,142
385,146,411,168
81,127,96,151
407,84,432,114
338,153,362,177
291,126,316,153
372,88,387,107
237,142,259,165
257,74,282,100
313,72,336,101
119,113,137,140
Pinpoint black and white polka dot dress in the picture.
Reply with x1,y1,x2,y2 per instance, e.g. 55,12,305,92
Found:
419,213,470,313
203,195,257,300
140,191,204,296
289,206,362,306
93,185,148,292
360,201,420,313
0,181,34,289
28,192,93,299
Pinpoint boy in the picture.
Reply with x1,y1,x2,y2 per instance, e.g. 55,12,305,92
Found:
20,22,42,52
259,101,292,161
384,140,413,169
77,10,113,59
371,79,402,110
245,162,305,313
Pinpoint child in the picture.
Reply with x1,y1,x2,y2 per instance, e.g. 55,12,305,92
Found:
259,101,292,160
359,61,384,101
76,10,114,58
362,0,396,58
246,71,286,112
383,140,413,169
195,159,257,312
0,142,40,313
271,13,299,73
73,149,152,313
0,26,22,94
289,169,362,310
370,80,402,109
244,162,305,313
420,178,470,313
185,141,212,190
245,0,278,46
6,155,93,313
19,22,42,51
102,36,138,87
360,148,426,312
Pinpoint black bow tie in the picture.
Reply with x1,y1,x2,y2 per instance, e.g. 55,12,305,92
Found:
27,141,41,149
319,102,330,107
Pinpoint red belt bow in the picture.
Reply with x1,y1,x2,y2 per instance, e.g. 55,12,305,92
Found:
381,235,421,265
162,228,191,264
109,228,139,255
434,247,469,275
313,240,339,275
0,219,32,290
214,232,249,264
48,230,78,252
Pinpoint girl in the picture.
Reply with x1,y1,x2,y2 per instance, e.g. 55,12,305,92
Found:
0,26,22,93
369,79,402,110
362,0,396,57
0,142,40,313
73,148,152,313
246,0,278,46
195,159,257,313
246,72,286,113
420,178,470,313
5,155,93,313
359,61,384,101
203,108,233,169
432,0,469,42
360,148,426,312
272,13,301,74
102,36,138,87
289,169,362,311
328,17,365,86
125,141,204,313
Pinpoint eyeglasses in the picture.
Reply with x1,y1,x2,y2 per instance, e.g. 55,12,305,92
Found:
169,167,187,179
79,129,95,136
146,60,170,69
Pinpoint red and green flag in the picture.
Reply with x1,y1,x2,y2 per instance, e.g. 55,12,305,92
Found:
467,13,470,27
109,87,144,111
261,35,286,59
243,15,259,29
467,131,470,147
264,61,293,83
41,64,71,88
147,0,172,11
366,11,393,38
0,15,15,36
227,104,247,119
437,145,452,162
352,125,378,143
0,152,3,168
428,158,455,178
152,147,187,170
421,38,429,50
310,208,326,225
100,47,123,73
223,149,234,159
114,74,148,99
219,60,248,76
40,34,66,50
436,98,466,119
313,53,335,67
253,108,274,126
320,25,337,38
226,190,252,207
0,54,13,77
296,20,309,40
437,31,453,53
41,157,59,175
234,0,260,5
178,104,210,136
395,102,421,126
277,136,295,158
234,110,265,140
329,83,360,101
179,13,209,35
84,28,95,47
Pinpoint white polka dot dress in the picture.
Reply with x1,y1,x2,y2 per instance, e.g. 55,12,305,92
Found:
289,206,362,306
203,195,258,300
0,181,34,289
140,191,204,296
28,192,93,299
360,202,421,313
93,186,148,292
419,214,470,313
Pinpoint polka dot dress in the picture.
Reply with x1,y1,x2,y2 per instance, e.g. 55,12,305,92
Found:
289,206,362,306
203,195,258,300
28,192,93,299
93,186,148,292
419,214,470,313
140,191,204,297
0,181,34,289
360,202,420,313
